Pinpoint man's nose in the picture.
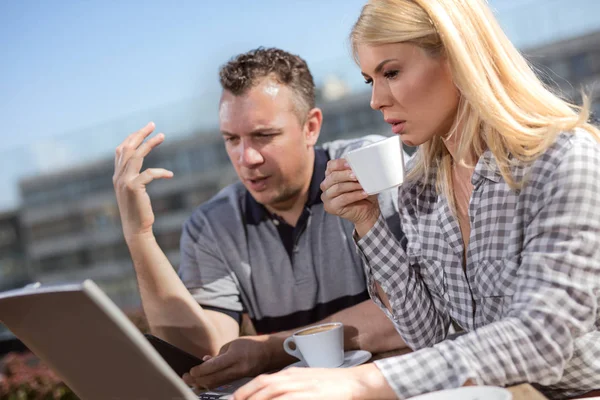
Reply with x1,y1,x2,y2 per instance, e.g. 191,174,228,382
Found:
238,141,264,167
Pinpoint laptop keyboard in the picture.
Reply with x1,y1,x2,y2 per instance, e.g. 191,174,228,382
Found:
197,394,230,400
195,378,251,399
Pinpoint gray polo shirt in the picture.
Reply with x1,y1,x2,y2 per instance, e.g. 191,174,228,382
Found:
178,136,399,334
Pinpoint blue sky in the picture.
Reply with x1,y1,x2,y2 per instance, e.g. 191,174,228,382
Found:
1,0,599,211
1,0,370,150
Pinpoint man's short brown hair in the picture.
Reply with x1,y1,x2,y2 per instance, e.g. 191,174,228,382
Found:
219,47,316,120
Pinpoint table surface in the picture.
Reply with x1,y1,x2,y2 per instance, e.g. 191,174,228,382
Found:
371,347,548,400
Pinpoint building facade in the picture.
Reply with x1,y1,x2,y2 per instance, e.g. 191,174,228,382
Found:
524,30,600,117
0,210,30,344
0,210,29,292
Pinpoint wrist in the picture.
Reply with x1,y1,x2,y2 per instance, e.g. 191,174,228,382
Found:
123,228,156,244
355,211,380,239
265,331,296,369
124,230,156,246
350,364,396,400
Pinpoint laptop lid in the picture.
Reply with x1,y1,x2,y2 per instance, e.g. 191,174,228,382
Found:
0,280,198,400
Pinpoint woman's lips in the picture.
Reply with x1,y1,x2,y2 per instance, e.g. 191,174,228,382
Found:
391,121,406,134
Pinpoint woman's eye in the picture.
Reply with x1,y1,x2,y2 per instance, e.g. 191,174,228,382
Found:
383,70,399,80
363,78,373,86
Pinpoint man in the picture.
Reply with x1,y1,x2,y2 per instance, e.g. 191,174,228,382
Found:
112,47,405,389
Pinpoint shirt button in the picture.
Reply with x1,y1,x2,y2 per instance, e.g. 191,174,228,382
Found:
273,219,279,226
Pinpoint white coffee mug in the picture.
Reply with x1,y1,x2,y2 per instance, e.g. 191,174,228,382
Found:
283,322,344,368
344,135,405,195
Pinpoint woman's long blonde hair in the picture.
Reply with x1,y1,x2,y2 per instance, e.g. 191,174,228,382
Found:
351,0,600,206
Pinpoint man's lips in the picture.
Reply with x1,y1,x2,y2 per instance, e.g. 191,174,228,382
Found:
245,176,269,183
245,176,270,191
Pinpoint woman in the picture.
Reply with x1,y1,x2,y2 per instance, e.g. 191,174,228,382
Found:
232,0,600,399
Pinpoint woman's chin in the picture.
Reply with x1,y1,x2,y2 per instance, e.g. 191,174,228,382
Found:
399,136,419,147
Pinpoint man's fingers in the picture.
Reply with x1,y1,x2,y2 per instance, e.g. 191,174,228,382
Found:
121,133,166,178
191,367,241,390
182,373,194,387
136,132,165,159
124,121,155,150
132,168,174,187
114,122,155,173
190,353,235,380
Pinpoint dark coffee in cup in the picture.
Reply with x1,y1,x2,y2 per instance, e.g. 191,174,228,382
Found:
296,325,337,336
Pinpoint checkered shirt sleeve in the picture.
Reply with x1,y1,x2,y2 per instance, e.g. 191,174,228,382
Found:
356,132,600,399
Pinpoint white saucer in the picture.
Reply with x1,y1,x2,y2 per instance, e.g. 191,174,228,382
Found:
411,386,512,400
282,350,372,370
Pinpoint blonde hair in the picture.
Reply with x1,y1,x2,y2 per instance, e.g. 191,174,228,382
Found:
351,0,600,208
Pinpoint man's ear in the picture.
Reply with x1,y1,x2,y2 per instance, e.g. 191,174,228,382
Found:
303,108,322,146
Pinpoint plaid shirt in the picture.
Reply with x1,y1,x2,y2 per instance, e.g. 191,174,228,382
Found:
357,131,600,399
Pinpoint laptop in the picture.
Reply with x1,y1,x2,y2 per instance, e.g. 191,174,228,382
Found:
0,280,251,400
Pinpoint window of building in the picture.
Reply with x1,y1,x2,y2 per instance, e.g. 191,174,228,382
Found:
84,205,120,231
320,115,336,140
547,59,571,82
29,215,84,241
0,255,26,280
168,150,193,176
89,242,129,264
0,225,17,249
38,251,86,274
153,193,185,216
186,185,219,208
88,174,113,193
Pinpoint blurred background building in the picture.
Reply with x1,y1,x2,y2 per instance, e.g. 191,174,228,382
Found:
1,0,599,353
525,30,600,116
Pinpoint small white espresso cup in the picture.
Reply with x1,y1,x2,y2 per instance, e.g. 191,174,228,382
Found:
344,135,405,195
283,322,344,368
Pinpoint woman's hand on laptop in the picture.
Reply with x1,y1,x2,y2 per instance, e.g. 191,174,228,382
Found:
231,364,396,400
184,335,293,390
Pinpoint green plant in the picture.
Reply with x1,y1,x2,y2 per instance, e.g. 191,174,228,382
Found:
0,352,78,400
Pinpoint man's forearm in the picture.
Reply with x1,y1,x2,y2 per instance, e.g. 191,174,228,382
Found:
125,233,237,357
